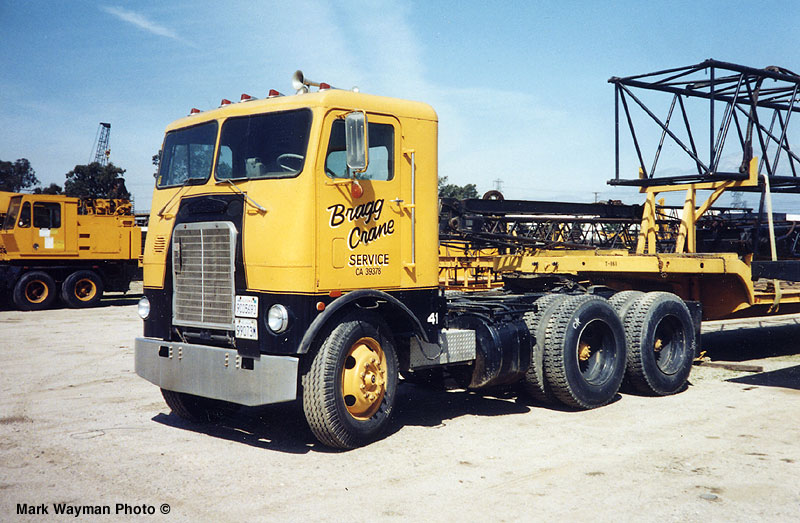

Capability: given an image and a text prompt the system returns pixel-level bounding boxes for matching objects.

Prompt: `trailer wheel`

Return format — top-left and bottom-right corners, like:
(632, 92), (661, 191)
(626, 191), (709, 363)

(61, 270), (104, 308)
(521, 294), (569, 404)
(608, 290), (645, 321)
(13, 271), (56, 310)
(302, 312), (399, 449)
(623, 292), (695, 396)
(161, 389), (234, 423)
(544, 295), (626, 409)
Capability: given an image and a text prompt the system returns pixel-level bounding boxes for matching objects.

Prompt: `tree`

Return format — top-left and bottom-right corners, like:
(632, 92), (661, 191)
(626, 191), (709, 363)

(32, 183), (63, 195)
(152, 150), (161, 178)
(64, 162), (131, 199)
(438, 176), (479, 199)
(0, 158), (39, 192)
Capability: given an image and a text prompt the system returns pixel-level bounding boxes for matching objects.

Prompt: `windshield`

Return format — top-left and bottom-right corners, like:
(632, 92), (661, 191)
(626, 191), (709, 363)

(157, 121), (218, 188)
(2, 197), (21, 230)
(216, 109), (312, 180)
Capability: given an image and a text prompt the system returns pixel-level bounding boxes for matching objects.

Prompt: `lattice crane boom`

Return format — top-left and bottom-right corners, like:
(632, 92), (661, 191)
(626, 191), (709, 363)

(91, 122), (111, 165)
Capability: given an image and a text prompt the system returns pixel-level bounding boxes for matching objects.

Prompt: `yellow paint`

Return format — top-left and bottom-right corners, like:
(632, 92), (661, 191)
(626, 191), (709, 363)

(144, 89), (439, 294)
(0, 194), (140, 262)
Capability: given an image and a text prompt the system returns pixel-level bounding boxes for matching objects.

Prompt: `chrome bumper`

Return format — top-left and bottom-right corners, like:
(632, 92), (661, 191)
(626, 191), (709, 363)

(135, 337), (298, 406)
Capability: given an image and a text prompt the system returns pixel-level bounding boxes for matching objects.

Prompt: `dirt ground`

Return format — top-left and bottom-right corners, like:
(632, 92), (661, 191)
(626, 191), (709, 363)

(1, 287), (799, 521)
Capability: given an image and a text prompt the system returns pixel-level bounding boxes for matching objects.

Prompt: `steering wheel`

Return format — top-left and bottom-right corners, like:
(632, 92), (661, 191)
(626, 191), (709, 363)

(277, 153), (304, 171)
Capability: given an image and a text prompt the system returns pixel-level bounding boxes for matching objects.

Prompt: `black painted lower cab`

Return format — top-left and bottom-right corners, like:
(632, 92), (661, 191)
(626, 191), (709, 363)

(142, 287), (441, 358)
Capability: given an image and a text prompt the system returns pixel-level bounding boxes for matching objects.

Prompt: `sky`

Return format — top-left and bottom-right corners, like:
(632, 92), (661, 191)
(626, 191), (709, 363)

(2, 0), (800, 213)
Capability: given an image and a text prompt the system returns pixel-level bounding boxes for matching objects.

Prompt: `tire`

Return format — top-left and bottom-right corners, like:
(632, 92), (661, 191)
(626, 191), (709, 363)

(61, 270), (104, 308)
(302, 312), (399, 449)
(521, 294), (569, 404)
(161, 389), (234, 423)
(543, 295), (627, 409)
(482, 190), (504, 201)
(13, 271), (56, 311)
(608, 290), (645, 322)
(623, 292), (695, 396)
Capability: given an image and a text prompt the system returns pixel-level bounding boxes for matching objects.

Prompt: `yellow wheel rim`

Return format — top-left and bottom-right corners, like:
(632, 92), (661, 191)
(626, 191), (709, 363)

(74, 278), (97, 301)
(25, 280), (48, 303)
(341, 337), (386, 420)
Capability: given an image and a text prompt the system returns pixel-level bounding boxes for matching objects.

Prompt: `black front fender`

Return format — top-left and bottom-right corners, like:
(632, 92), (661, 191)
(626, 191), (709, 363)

(297, 289), (433, 354)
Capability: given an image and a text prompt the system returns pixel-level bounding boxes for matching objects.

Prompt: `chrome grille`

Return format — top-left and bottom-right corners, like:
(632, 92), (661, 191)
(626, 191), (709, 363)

(172, 222), (236, 330)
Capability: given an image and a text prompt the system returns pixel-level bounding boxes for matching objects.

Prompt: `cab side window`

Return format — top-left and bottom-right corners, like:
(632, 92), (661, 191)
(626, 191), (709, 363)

(32, 202), (61, 229)
(18, 202), (31, 228)
(325, 119), (394, 181)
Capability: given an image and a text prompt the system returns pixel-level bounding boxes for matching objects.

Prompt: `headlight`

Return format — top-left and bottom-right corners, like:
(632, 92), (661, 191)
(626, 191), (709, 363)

(267, 304), (289, 333)
(137, 296), (151, 319)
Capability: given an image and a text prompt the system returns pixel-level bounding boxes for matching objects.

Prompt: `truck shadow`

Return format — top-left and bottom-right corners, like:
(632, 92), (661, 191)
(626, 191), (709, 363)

(0, 291), (142, 311)
(395, 382), (533, 429)
(726, 365), (800, 390)
(701, 321), (800, 361)
(150, 381), (546, 453)
(701, 320), (800, 390)
(98, 292), (143, 307)
(151, 401), (321, 454)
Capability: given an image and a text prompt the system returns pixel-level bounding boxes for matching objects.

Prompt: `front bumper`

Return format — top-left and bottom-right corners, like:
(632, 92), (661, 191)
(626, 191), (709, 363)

(135, 337), (298, 406)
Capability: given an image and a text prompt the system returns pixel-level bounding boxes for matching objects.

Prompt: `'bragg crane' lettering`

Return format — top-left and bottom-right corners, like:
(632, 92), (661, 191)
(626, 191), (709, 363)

(326, 198), (395, 249)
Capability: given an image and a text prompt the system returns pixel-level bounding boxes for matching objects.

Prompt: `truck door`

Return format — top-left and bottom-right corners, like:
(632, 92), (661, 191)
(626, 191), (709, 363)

(316, 111), (407, 291)
(30, 200), (65, 254)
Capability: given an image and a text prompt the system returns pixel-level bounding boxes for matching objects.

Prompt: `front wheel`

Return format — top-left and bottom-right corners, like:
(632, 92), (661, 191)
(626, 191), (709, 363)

(161, 389), (235, 423)
(302, 312), (399, 449)
(13, 271), (56, 310)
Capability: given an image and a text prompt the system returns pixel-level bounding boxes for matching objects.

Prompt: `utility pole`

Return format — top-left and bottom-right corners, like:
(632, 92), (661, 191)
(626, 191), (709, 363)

(493, 178), (503, 192)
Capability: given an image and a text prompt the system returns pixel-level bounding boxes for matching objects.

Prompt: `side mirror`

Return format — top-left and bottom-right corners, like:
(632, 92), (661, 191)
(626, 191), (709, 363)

(345, 111), (368, 174)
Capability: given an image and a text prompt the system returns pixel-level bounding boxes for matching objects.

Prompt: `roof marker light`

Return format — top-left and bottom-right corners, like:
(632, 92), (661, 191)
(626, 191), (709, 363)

(240, 93), (256, 102)
(268, 89), (282, 98)
(189, 108), (201, 115)
(220, 98), (232, 106)
(319, 82), (331, 90)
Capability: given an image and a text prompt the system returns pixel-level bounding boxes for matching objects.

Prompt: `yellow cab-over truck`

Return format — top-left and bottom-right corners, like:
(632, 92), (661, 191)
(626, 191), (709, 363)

(135, 62), (800, 449)
(1, 194), (142, 310)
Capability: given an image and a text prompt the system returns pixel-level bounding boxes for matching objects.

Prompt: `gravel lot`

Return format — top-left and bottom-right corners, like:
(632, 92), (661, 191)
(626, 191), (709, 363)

(1, 289), (799, 521)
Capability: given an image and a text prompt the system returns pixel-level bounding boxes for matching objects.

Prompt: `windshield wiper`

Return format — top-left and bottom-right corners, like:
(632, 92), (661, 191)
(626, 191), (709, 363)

(217, 179), (267, 212)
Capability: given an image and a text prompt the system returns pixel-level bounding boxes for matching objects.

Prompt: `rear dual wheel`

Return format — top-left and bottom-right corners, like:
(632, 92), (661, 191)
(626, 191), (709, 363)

(302, 312), (398, 449)
(61, 270), (103, 308)
(623, 292), (695, 396)
(543, 295), (627, 409)
(521, 294), (568, 404)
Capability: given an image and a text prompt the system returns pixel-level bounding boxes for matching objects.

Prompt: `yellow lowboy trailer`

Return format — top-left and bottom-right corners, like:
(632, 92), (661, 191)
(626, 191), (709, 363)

(488, 158), (800, 320)
(1, 194), (141, 309)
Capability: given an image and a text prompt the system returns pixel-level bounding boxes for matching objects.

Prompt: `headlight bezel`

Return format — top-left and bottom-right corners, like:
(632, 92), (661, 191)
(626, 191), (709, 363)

(137, 296), (151, 320)
(266, 303), (290, 333)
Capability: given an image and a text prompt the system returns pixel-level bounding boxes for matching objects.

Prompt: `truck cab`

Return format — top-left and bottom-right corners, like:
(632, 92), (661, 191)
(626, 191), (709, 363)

(136, 85), (453, 445)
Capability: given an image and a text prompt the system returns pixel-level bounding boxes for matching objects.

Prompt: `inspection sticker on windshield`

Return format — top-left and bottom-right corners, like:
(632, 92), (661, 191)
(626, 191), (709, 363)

(235, 295), (258, 318)
(235, 318), (258, 340)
